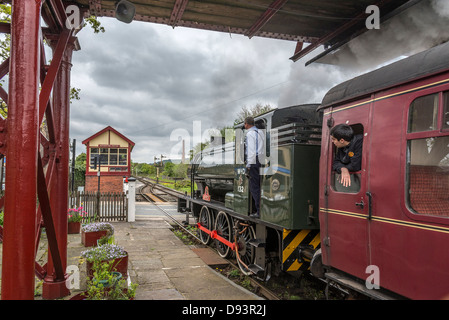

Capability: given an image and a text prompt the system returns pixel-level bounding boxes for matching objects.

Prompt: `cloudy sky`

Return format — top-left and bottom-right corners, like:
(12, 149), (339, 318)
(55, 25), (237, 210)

(68, 0), (449, 164)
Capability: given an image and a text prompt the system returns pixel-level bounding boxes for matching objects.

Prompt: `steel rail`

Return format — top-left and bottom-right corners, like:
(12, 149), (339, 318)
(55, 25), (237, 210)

(151, 195), (279, 300)
(135, 176), (348, 300)
(136, 176), (186, 198)
(136, 180), (281, 300)
(136, 183), (203, 243)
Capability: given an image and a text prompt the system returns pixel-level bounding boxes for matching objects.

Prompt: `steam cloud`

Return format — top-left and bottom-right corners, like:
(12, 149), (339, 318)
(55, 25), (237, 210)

(278, 0), (449, 107)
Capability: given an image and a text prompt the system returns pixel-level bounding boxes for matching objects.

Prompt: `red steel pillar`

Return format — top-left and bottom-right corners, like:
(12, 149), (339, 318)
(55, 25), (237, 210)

(42, 38), (75, 300)
(1, 1), (41, 299)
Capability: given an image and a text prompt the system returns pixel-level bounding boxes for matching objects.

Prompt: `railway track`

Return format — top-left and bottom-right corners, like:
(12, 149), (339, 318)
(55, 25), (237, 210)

(135, 176), (285, 300)
(134, 176), (349, 300)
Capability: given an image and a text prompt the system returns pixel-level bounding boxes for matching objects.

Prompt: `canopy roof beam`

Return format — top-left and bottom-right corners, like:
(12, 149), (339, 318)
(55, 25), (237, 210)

(245, 0), (288, 39)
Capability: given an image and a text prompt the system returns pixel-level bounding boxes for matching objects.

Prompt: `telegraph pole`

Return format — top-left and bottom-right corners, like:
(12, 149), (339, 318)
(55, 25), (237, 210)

(154, 154), (166, 184)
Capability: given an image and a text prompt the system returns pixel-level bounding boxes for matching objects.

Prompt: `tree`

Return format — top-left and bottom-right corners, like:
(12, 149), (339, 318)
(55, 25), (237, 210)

(73, 152), (87, 191)
(162, 162), (175, 177)
(173, 163), (188, 179)
(189, 103), (275, 161)
(234, 103), (274, 125)
(189, 141), (209, 161)
(0, 4), (104, 109)
(139, 163), (154, 175)
(84, 16), (106, 34)
(0, 4), (11, 118)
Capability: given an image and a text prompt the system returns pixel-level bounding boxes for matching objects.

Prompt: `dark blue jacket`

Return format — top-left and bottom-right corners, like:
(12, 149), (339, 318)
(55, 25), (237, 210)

(333, 134), (363, 173)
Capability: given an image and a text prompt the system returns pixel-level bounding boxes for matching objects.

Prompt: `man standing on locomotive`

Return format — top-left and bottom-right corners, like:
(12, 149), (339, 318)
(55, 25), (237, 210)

(330, 124), (363, 188)
(244, 117), (264, 218)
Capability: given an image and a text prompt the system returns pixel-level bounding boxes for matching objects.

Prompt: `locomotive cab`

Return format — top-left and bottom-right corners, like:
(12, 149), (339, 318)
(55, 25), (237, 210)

(222, 105), (323, 230)
(230, 117), (269, 217)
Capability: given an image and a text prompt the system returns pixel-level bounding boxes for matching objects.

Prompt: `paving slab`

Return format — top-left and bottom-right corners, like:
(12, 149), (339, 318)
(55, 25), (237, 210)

(60, 212), (262, 300)
(192, 247), (230, 269)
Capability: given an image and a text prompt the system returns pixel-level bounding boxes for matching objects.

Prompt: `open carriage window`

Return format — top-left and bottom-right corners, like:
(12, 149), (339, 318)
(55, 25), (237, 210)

(331, 123), (364, 193)
(407, 92), (449, 217)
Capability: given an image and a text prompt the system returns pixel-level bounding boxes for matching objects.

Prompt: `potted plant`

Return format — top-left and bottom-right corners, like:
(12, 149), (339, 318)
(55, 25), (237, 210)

(70, 259), (137, 300)
(97, 233), (115, 246)
(67, 205), (87, 234)
(81, 243), (129, 279)
(91, 260), (123, 288)
(81, 222), (114, 247)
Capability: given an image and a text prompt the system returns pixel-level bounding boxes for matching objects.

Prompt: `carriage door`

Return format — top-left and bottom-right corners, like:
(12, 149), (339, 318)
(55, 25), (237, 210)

(321, 105), (371, 281)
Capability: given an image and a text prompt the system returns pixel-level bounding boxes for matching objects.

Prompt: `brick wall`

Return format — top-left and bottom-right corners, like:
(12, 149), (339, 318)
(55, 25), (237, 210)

(85, 175), (124, 193)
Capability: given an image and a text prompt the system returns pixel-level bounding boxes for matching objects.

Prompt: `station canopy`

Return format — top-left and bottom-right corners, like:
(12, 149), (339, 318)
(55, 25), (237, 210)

(72, 0), (417, 64)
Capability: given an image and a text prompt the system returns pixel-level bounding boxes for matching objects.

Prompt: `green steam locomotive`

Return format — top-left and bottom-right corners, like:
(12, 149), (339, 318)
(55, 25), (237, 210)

(179, 104), (323, 278)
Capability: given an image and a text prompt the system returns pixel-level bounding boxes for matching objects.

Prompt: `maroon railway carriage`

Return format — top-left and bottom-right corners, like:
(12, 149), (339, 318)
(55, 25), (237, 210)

(318, 42), (449, 299)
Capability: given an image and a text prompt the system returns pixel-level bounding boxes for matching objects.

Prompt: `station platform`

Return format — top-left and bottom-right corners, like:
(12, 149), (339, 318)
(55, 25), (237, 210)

(50, 202), (263, 301)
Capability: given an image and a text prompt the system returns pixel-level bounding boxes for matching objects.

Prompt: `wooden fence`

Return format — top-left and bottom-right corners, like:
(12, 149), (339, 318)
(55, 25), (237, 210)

(69, 191), (128, 222)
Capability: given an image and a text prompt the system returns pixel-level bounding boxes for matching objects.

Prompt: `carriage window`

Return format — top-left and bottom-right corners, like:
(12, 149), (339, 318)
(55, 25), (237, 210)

(407, 93), (449, 217)
(408, 94), (438, 133)
(407, 137), (449, 217)
(331, 123), (363, 193)
(443, 91), (449, 129)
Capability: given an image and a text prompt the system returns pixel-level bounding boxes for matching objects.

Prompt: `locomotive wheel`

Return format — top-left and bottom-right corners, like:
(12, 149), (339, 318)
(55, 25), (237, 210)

(198, 206), (212, 245)
(235, 223), (256, 276)
(214, 211), (232, 258)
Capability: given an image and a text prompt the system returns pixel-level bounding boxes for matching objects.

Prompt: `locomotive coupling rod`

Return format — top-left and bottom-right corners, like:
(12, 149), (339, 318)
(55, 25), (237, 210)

(197, 223), (236, 251)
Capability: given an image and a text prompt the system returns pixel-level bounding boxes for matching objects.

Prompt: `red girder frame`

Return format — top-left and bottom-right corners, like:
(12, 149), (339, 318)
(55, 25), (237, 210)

(0, 1), (79, 300)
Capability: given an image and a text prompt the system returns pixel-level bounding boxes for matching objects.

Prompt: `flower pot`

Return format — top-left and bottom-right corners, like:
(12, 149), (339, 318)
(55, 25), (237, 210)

(95, 271), (122, 288)
(68, 221), (81, 234)
(81, 229), (108, 247)
(97, 235), (115, 246)
(69, 292), (88, 300)
(69, 288), (135, 300)
(86, 254), (129, 279)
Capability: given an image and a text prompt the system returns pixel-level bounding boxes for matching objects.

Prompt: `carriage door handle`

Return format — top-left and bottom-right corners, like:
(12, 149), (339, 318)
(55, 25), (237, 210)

(355, 200), (364, 209)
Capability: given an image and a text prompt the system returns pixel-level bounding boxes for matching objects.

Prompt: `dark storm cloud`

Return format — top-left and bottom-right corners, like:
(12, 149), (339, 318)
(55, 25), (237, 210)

(69, 18), (296, 162)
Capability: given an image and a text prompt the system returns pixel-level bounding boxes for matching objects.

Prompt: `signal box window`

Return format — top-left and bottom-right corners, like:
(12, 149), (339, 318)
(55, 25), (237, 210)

(407, 93), (449, 217)
(90, 147), (128, 167)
